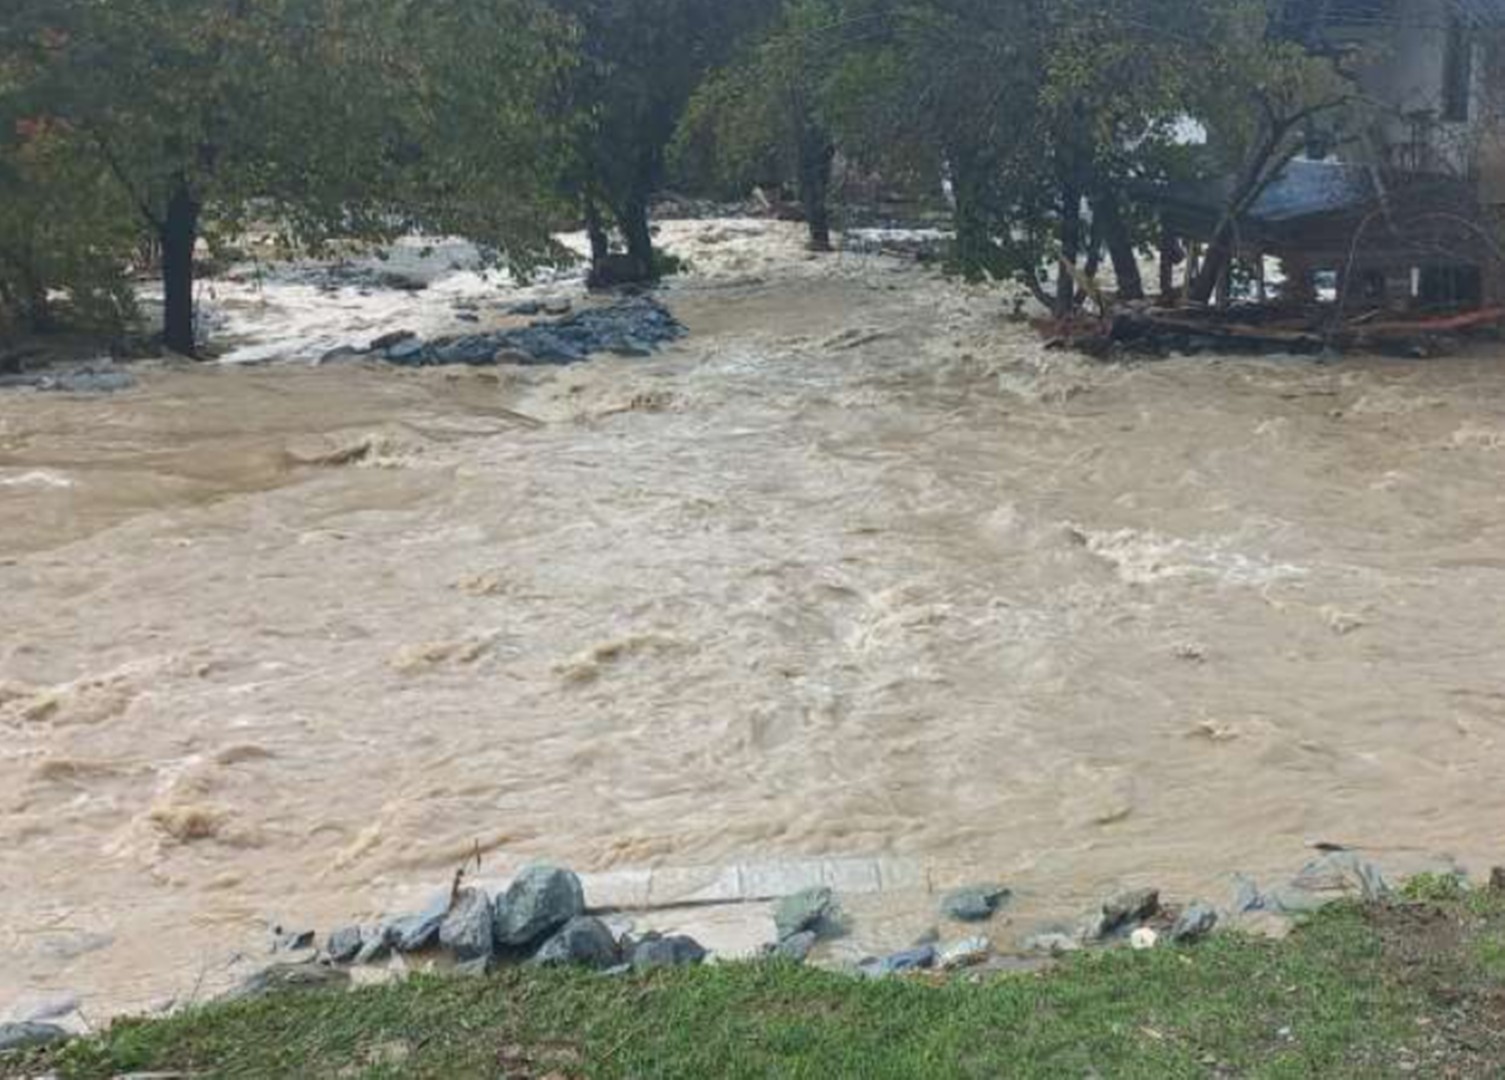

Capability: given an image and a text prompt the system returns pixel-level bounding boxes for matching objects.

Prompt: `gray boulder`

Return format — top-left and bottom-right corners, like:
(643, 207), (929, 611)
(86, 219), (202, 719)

(385, 338), (425, 364)
(630, 934), (707, 971)
(325, 925), (364, 964)
(1170, 903), (1219, 944)
(773, 931), (818, 963)
(494, 865), (586, 947)
(773, 887), (839, 942)
(0, 1021), (69, 1054)
(1101, 888), (1161, 935)
(390, 898), (448, 953)
(534, 916), (621, 969)
(439, 888), (495, 961)
(940, 885), (1011, 923)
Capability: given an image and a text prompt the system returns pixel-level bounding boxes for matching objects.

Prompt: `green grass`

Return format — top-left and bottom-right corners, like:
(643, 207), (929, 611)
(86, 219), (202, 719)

(11, 898), (1505, 1079)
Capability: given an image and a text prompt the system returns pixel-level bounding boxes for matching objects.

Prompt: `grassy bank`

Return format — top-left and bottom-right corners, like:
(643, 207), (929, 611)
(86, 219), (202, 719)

(10, 885), (1505, 1079)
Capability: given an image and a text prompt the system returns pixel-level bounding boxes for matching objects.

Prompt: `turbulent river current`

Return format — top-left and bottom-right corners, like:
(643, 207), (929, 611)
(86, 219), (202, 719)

(4, 219), (1505, 1019)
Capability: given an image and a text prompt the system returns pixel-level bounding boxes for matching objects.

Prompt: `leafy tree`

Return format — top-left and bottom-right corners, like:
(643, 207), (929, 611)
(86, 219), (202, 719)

(547, 0), (779, 284)
(0, 119), (138, 336)
(1181, 0), (1357, 304)
(675, 0), (841, 251)
(3, 0), (570, 355)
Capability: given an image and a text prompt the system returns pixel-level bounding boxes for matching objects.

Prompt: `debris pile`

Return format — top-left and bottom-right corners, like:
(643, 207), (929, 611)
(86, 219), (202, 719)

(1040, 304), (1505, 360)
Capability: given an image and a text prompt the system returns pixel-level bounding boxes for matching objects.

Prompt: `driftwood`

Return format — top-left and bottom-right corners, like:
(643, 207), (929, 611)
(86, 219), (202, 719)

(1041, 302), (1505, 358)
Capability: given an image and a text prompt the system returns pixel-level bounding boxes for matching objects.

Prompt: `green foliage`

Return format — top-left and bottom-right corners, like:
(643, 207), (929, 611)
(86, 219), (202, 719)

(0, 0), (573, 346)
(673, 0), (834, 195)
(28, 900), (1505, 1080)
(0, 120), (138, 336)
(1400, 871), (1470, 903)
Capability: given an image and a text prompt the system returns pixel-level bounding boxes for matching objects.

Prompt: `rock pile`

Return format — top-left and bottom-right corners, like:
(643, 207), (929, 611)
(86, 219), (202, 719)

(234, 864), (713, 1000)
(369, 296), (686, 368)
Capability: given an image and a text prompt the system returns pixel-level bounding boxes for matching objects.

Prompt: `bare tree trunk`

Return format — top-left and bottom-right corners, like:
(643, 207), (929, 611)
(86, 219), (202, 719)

(1158, 226), (1180, 301)
(1093, 189), (1145, 301)
(1056, 175), (1083, 318)
(798, 129), (835, 253)
(619, 193), (654, 282)
(584, 198), (611, 269)
(160, 180), (200, 356)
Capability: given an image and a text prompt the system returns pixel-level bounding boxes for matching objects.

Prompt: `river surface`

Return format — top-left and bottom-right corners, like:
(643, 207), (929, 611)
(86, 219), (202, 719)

(4, 219), (1505, 1020)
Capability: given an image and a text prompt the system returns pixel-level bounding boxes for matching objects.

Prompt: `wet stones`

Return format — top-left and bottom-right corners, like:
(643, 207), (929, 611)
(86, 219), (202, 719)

(325, 925), (364, 964)
(773, 887), (841, 943)
(1170, 902), (1219, 944)
(494, 864), (585, 948)
(1022, 932), (1081, 957)
(631, 934), (707, 971)
(439, 888), (494, 962)
(858, 945), (936, 978)
(375, 297), (686, 369)
(937, 936), (992, 971)
(1102, 888), (1161, 933)
(389, 894), (451, 954)
(940, 884), (1011, 923)
(534, 916), (621, 970)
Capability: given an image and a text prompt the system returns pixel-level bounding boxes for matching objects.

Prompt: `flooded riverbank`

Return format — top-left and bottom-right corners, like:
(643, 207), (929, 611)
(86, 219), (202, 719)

(4, 219), (1505, 1020)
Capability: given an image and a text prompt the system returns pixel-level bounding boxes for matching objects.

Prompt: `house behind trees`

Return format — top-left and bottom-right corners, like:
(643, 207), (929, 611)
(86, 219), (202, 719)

(1155, 0), (1505, 310)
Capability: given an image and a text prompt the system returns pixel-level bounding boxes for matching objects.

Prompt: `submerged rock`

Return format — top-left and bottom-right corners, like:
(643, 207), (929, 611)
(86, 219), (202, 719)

(534, 916), (621, 969)
(370, 329), (417, 351)
(0, 366), (136, 394)
(439, 888), (495, 961)
(630, 934), (707, 971)
(940, 884), (1011, 923)
(773, 887), (840, 942)
(384, 338), (424, 363)
(494, 865), (585, 948)
(858, 945), (936, 978)
(0, 1021), (69, 1054)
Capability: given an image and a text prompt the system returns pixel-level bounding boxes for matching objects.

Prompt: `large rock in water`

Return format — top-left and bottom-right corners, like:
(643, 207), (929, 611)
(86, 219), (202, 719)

(533, 916), (621, 969)
(440, 888), (495, 961)
(940, 884), (1011, 923)
(494, 865), (585, 948)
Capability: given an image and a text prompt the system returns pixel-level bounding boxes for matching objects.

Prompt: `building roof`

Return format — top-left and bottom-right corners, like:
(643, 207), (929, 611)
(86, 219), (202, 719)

(1141, 160), (1376, 229)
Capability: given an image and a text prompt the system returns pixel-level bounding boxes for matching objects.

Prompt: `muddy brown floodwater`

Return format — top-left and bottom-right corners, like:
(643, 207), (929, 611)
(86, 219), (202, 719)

(4, 220), (1505, 1020)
